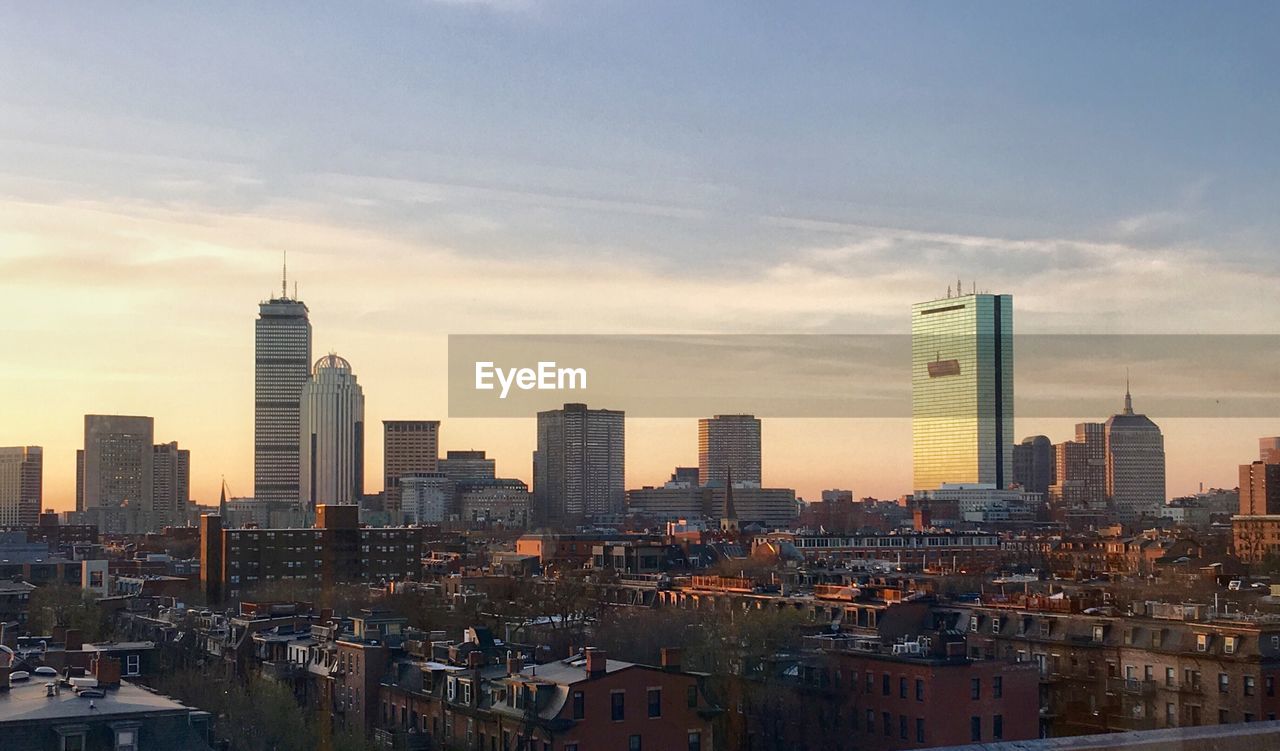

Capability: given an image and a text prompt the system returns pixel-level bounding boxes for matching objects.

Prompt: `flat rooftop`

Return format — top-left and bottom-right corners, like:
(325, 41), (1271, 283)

(0, 678), (193, 724)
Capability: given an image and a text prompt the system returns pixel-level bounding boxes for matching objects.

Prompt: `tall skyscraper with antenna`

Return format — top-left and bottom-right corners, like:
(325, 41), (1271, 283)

(254, 256), (312, 509)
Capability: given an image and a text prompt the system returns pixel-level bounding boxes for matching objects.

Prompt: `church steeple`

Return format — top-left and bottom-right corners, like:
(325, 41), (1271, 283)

(721, 468), (739, 536)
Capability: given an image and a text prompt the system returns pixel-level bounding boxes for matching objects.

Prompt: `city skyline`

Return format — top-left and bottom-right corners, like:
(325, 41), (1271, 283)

(3, 3), (1278, 510)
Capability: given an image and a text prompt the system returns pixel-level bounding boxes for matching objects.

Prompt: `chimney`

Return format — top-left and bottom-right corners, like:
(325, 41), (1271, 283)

(64, 629), (83, 652)
(660, 647), (682, 672)
(92, 655), (121, 687)
(52, 626), (66, 644)
(584, 647), (607, 678)
(468, 650), (485, 670)
(0, 665), (10, 691)
(506, 651), (523, 675)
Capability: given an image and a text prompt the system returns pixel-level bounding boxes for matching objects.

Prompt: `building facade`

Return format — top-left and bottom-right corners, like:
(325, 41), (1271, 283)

(533, 403), (625, 525)
(0, 446), (41, 526)
(400, 472), (454, 525)
(1105, 387), (1166, 523)
(151, 441), (190, 529)
(300, 353), (365, 509)
(439, 449), (498, 483)
(77, 414), (154, 522)
(698, 414), (762, 487)
(254, 289), (312, 507)
(1013, 435), (1054, 496)
(382, 420), (439, 521)
(1240, 462), (1280, 516)
(1049, 423), (1107, 513)
(911, 292), (1014, 492)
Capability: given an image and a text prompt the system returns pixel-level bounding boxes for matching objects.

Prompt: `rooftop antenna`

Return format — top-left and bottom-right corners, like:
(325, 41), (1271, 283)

(957, 277), (963, 296)
(1124, 368), (1134, 415)
(282, 251), (288, 299)
(946, 284), (952, 298)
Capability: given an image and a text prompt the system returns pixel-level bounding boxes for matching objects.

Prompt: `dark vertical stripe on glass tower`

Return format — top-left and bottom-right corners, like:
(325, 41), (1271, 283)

(993, 295), (1005, 487)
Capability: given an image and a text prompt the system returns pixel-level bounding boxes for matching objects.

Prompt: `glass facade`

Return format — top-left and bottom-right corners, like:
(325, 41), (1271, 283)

(912, 293), (1013, 492)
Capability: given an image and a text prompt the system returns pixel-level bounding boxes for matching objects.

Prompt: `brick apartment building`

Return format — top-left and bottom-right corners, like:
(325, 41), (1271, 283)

(200, 505), (432, 601)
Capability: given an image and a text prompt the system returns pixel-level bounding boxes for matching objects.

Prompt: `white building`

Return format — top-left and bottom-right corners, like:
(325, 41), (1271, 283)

(401, 472), (454, 524)
(916, 482), (1039, 523)
(300, 353), (365, 509)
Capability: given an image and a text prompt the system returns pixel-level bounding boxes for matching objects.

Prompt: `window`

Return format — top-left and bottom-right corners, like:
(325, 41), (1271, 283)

(573, 691), (585, 719)
(687, 685), (697, 708)
(970, 616), (980, 632)
(993, 715), (1003, 740)
(970, 677), (981, 700)
(629, 735), (641, 751)
(899, 677), (907, 698)
(1166, 667), (1176, 687)
(648, 688), (662, 718)
(882, 712), (892, 736)
(1197, 634), (1208, 652)
(970, 716), (982, 742)
(865, 709), (874, 733)
(687, 732), (702, 751)
(1093, 625), (1105, 642)
(993, 676), (1002, 698)
(899, 714), (908, 740)
(916, 717), (925, 743)
(126, 654), (140, 676)
(611, 691), (625, 721)
(1166, 703), (1176, 725)
(1246, 713), (1255, 723)
(1226, 636), (1238, 655)
(865, 672), (874, 693)
(565, 744), (578, 751)
(915, 678), (924, 701)
(56, 728), (87, 751)
(1219, 709), (1230, 724)
(1268, 675), (1276, 697)
(1219, 673), (1229, 694)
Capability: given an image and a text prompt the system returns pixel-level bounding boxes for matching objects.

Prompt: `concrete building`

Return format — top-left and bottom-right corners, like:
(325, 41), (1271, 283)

(915, 483), (1039, 524)
(0, 446), (41, 526)
(911, 291), (1014, 492)
(532, 403), (625, 525)
(382, 420), (439, 521)
(1049, 423), (1107, 512)
(76, 415), (154, 533)
(699, 414), (762, 487)
(457, 479), (530, 528)
(1261, 437), (1280, 464)
(438, 450), (497, 483)
(254, 277), (312, 507)
(300, 353), (365, 510)
(399, 471), (454, 525)
(1013, 435), (1054, 496)
(151, 441), (190, 529)
(1240, 461), (1280, 515)
(627, 485), (703, 523)
(1105, 386), (1166, 523)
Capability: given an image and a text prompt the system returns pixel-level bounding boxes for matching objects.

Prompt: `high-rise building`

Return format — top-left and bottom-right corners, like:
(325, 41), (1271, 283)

(532, 403), (624, 525)
(1105, 385), (1166, 523)
(382, 421), (439, 520)
(1012, 435), (1054, 496)
(254, 274), (312, 507)
(79, 415), (154, 512)
(438, 450), (497, 483)
(1239, 461), (1280, 516)
(300, 353), (365, 509)
(1048, 423), (1107, 512)
(911, 291), (1014, 492)
(0, 447), (42, 526)
(698, 414), (762, 487)
(1261, 437), (1280, 464)
(152, 441), (190, 528)
(669, 466), (700, 487)
(399, 471), (454, 525)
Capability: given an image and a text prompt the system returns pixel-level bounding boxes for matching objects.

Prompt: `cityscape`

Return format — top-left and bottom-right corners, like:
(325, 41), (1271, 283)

(2, 4), (1279, 751)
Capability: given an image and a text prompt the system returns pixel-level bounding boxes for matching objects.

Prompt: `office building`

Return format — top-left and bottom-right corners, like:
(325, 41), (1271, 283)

(670, 466), (700, 487)
(77, 415), (154, 533)
(911, 291), (1014, 492)
(300, 353), (365, 509)
(1239, 462), (1280, 516)
(1012, 435), (1054, 496)
(0, 446), (41, 526)
(457, 478), (530, 528)
(706, 485), (798, 528)
(399, 472), (454, 525)
(254, 276), (312, 506)
(1261, 437), (1280, 464)
(382, 420), (439, 520)
(698, 414), (762, 487)
(1048, 423), (1107, 512)
(438, 449), (497, 483)
(1105, 385), (1166, 523)
(532, 403), (625, 524)
(151, 441), (190, 529)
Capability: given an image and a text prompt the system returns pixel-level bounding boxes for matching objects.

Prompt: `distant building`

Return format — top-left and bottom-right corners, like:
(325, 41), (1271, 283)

(627, 485), (702, 523)
(300, 353), (365, 510)
(457, 478), (530, 528)
(254, 278), (311, 507)
(400, 472), (454, 525)
(0, 446), (41, 526)
(76, 415), (156, 533)
(1105, 385), (1166, 523)
(151, 441), (190, 529)
(699, 414), (762, 487)
(1012, 435), (1053, 496)
(1239, 462), (1280, 515)
(382, 420), (439, 520)
(821, 489), (854, 503)
(670, 466), (700, 487)
(532, 403), (624, 525)
(438, 449), (497, 483)
(705, 485), (797, 528)
(912, 291), (1014, 492)
(916, 483), (1039, 524)
(1049, 423), (1107, 512)
(1261, 437), (1280, 464)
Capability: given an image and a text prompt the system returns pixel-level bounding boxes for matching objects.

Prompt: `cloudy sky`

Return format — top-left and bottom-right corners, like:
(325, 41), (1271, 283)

(2, 2), (1278, 509)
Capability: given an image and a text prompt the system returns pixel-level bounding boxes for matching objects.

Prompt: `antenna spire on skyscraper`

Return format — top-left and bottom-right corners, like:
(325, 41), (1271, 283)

(282, 251), (288, 299)
(1124, 369), (1134, 415)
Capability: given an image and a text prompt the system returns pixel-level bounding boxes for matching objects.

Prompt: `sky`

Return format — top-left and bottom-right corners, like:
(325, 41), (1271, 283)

(1, 2), (1278, 510)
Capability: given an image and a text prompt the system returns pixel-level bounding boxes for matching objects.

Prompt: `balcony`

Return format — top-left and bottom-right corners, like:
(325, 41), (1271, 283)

(1107, 677), (1157, 696)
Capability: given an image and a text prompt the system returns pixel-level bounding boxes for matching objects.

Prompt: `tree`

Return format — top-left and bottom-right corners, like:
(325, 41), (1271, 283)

(26, 584), (109, 640)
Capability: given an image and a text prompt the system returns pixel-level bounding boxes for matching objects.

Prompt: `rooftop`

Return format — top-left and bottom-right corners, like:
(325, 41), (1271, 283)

(0, 678), (196, 724)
